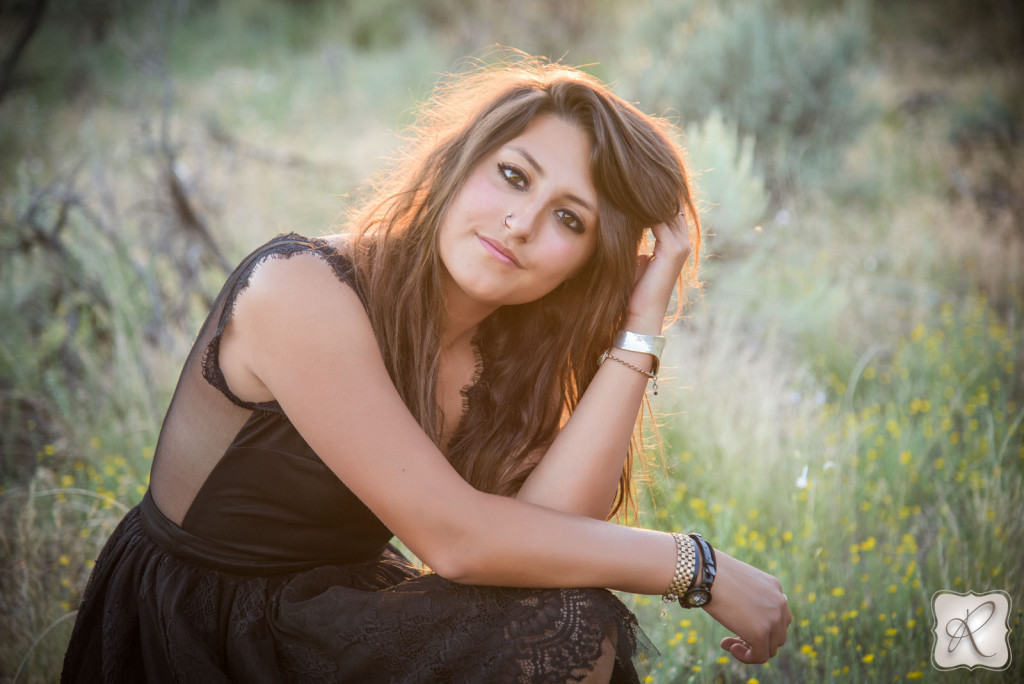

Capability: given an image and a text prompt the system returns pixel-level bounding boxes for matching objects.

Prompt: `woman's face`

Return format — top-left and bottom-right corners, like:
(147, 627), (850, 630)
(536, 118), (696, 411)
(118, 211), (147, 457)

(438, 114), (599, 316)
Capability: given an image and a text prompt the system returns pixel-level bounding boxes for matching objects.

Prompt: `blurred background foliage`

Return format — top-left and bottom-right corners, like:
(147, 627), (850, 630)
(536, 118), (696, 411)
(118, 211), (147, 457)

(1, 0), (1022, 681)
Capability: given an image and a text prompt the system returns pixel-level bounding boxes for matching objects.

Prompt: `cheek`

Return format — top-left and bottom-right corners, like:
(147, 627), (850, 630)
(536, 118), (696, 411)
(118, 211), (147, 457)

(439, 176), (494, 246)
(458, 173), (504, 217)
(543, 234), (596, 280)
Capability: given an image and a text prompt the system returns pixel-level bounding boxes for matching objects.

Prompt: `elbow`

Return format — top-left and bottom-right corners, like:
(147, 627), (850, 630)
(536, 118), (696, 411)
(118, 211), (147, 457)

(420, 532), (491, 585)
(426, 551), (475, 584)
(414, 499), (495, 585)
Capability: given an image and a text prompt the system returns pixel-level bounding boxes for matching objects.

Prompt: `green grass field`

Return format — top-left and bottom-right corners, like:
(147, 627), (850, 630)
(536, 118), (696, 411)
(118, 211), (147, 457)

(2, 1), (1021, 681)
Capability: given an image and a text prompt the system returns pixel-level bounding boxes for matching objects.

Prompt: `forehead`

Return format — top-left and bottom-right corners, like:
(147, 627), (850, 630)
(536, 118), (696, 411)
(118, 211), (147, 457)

(508, 113), (589, 149)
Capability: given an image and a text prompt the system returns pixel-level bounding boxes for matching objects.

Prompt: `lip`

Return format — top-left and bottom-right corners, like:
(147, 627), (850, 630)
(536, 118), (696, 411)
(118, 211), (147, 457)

(477, 235), (523, 268)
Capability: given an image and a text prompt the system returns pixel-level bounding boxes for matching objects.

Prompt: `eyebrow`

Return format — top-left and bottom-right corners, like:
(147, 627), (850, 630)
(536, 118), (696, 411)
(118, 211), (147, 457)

(512, 146), (596, 214)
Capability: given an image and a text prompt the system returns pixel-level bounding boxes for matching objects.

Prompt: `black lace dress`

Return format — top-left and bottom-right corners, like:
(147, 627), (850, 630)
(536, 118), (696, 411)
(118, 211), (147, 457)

(61, 234), (655, 683)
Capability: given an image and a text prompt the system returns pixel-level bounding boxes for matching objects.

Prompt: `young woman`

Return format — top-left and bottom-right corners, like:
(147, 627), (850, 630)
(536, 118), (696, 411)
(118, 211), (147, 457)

(62, 58), (790, 683)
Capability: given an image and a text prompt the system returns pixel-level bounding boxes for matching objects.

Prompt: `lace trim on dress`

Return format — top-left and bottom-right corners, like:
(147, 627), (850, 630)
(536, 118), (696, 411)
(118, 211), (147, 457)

(458, 329), (485, 419)
(200, 233), (360, 414)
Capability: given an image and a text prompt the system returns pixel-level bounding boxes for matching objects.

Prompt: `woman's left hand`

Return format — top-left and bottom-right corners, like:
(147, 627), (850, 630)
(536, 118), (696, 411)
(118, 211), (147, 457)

(624, 213), (691, 335)
(703, 550), (792, 664)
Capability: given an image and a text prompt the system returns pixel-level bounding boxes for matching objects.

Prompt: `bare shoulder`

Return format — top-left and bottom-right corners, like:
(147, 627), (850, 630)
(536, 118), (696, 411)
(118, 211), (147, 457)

(218, 246), (373, 403)
(241, 245), (358, 308)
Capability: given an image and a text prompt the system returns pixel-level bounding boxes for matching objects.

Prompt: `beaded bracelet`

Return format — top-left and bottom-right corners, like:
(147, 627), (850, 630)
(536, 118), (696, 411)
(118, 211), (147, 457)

(661, 533), (698, 603)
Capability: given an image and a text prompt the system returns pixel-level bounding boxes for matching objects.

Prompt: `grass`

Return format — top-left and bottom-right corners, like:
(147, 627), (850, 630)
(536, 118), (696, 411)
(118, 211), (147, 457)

(1, 0), (1021, 681)
(629, 294), (1023, 682)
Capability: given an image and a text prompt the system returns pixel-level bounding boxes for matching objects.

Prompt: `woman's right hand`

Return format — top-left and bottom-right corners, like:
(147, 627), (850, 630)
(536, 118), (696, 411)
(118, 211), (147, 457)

(703, 550), (792, 664)
(622, 213), (691, 335)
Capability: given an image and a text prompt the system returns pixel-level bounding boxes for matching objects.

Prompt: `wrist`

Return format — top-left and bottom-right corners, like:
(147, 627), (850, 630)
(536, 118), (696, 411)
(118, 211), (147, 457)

(609, 330), (665, 377)
(661, 533), (697, 604)
(679, 533), (717, 609)
(622, 316), (664, 336)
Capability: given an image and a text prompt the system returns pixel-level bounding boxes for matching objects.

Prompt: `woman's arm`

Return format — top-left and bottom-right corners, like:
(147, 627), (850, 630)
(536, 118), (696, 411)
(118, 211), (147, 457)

(221, 250), (789, 663)
(219, 251), (672, 590)
(515, 215), (691, 519)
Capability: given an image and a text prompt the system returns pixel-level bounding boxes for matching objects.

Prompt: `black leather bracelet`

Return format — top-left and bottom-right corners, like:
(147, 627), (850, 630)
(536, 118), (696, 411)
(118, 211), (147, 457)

(679, 533), (716, 608)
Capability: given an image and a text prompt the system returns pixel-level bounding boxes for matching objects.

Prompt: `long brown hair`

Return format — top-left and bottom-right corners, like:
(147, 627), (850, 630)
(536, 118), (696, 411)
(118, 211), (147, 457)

(348, 56), (700, 517)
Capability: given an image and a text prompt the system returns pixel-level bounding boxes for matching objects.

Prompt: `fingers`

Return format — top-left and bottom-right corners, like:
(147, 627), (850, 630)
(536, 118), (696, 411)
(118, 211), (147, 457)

(777, 596), (793, 647)
(718, 591), (792, 665)
(721, 637), (766, 664)
(649, 215), (691, 264)
(769, 589), (792, 655)
(668, 210), (689, 237)
(651, 213), (690, 241)
(720, 637), (747, 657)
(725, 630), (787, 664)
(760, 594), (791, 662)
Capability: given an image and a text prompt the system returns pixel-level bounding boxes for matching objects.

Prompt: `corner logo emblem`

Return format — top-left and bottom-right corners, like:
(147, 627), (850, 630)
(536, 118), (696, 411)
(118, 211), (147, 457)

(931, 590), (1012, 671)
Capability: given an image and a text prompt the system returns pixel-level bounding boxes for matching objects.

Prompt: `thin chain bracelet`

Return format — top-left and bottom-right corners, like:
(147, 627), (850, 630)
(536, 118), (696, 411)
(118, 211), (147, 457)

(603, 353), (659, 395)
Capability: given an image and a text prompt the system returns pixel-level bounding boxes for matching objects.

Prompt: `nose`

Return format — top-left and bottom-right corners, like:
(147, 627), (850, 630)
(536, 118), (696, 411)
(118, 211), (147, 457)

(503, 203), (541, 241)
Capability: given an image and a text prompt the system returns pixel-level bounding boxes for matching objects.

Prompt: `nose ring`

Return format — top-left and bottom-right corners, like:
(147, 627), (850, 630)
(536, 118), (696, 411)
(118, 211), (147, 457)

(503, 213), (513, 230)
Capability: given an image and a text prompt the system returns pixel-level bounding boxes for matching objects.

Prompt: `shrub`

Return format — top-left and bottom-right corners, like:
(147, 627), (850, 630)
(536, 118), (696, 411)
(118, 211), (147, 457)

(619, 0), (869, 189)
(684, 110), (769, 259)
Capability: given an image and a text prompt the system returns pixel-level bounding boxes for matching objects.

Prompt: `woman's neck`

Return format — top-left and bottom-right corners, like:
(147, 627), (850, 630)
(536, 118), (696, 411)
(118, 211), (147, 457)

(441, 274), (498, 352)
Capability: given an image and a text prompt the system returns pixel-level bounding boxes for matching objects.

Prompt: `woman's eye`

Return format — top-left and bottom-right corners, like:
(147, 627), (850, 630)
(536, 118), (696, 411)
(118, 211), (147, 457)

(498, 163), (528, 191)
(555, 209), (585, 234)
